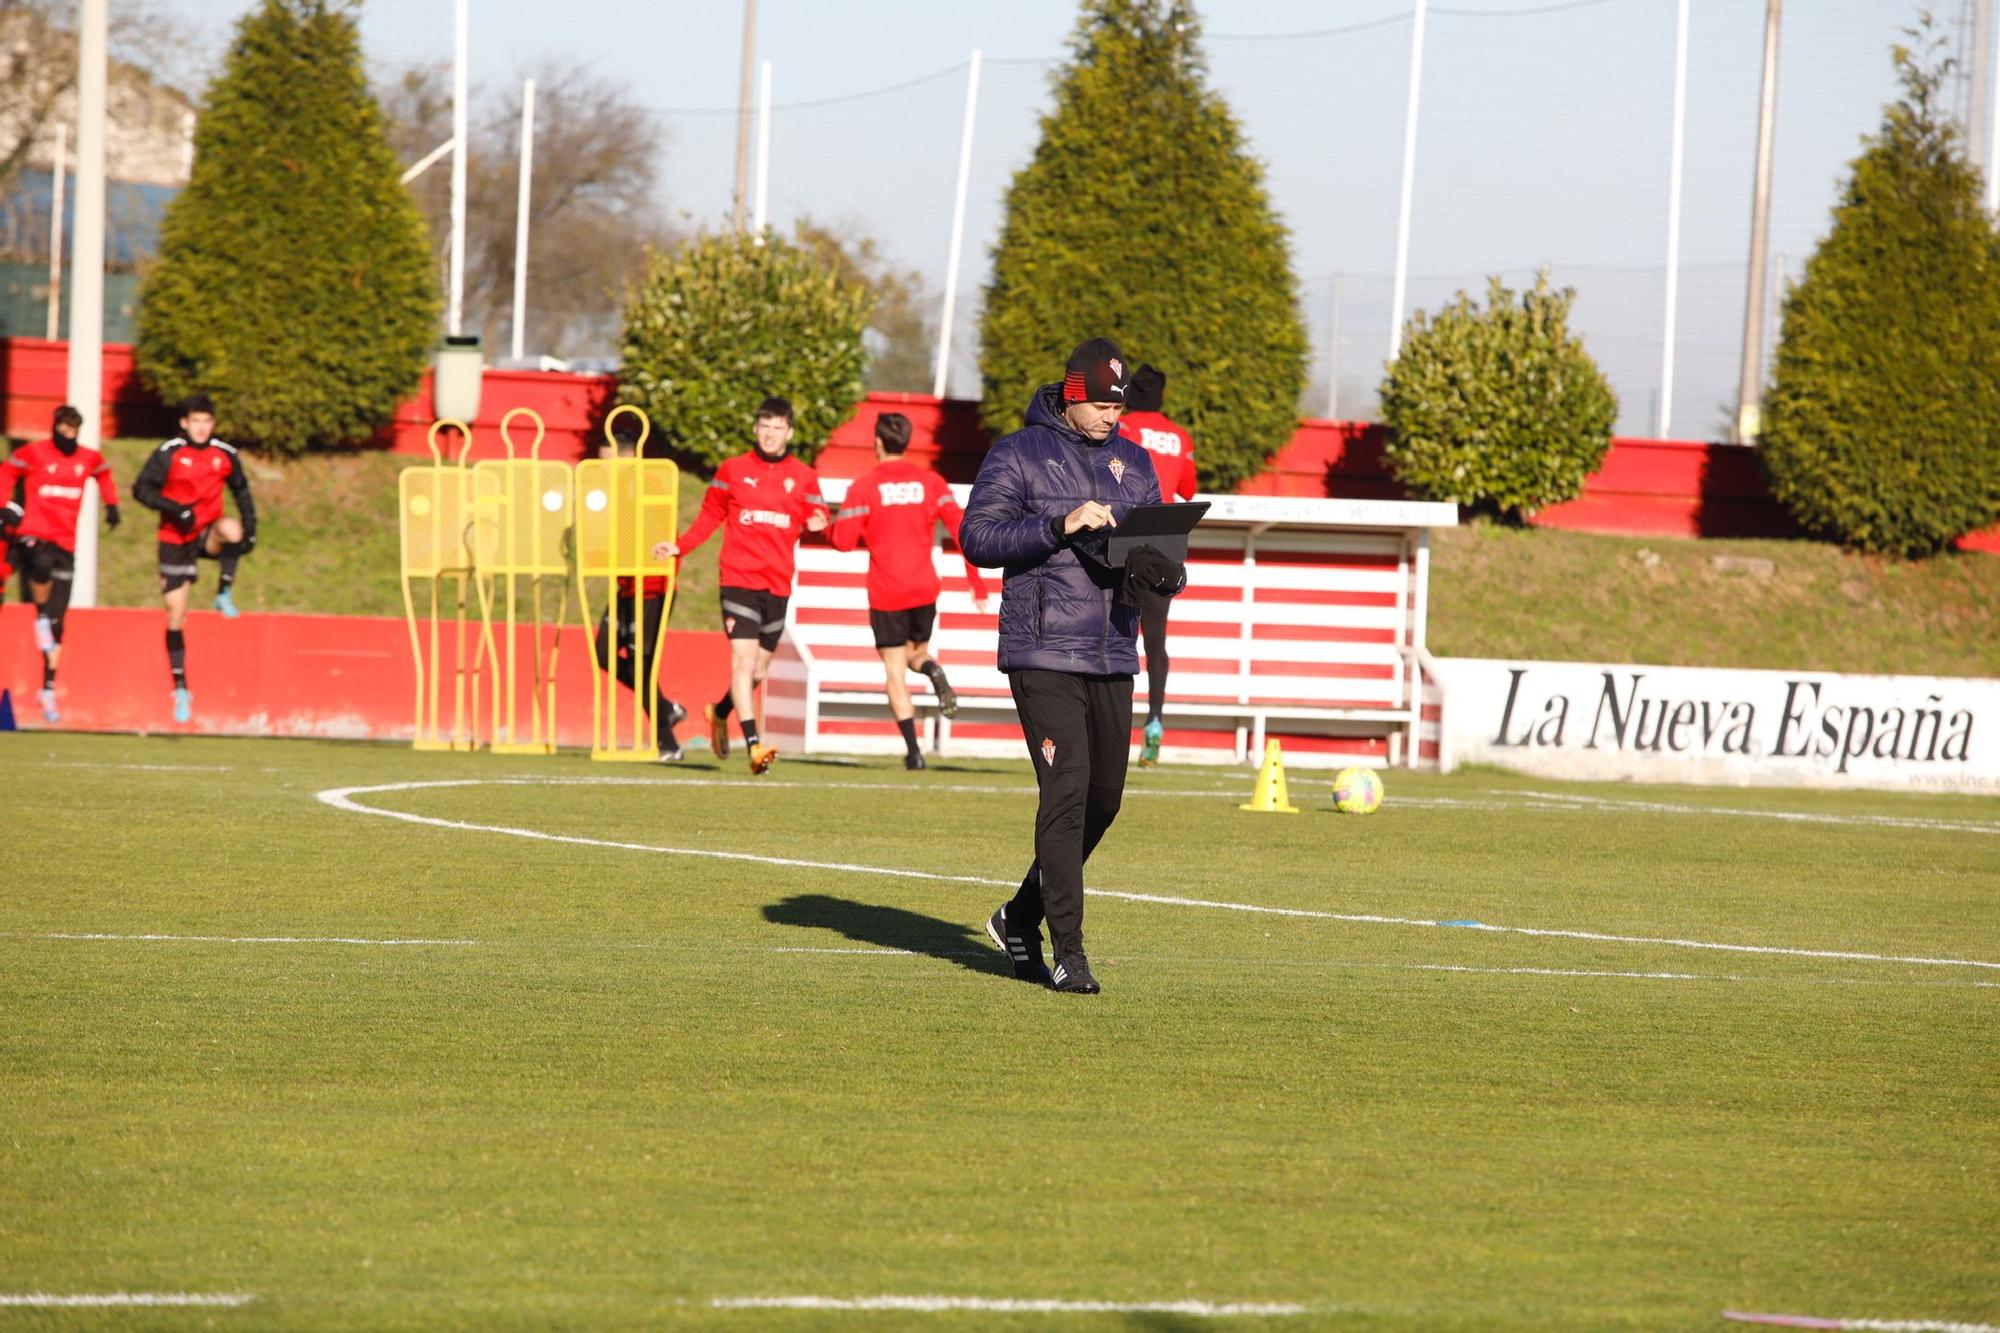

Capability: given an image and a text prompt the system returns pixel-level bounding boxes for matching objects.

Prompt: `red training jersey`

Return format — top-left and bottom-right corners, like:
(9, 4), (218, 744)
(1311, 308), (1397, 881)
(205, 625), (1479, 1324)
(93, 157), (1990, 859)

(1118, 411), (1197, 501)
(828, 459), (993, 612)
(2, 438), (119, 551)
(132, 438), (255, 542)
(674, 449), (827, 597)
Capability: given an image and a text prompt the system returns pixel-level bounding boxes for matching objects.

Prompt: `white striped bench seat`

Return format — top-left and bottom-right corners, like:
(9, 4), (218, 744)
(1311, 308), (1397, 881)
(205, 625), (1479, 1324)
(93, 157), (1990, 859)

(764, 485), (1456, 770)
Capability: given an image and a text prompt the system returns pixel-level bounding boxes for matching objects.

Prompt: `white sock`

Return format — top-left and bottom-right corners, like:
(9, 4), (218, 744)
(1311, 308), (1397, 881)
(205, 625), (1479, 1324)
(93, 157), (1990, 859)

(33, 616), (54, 653)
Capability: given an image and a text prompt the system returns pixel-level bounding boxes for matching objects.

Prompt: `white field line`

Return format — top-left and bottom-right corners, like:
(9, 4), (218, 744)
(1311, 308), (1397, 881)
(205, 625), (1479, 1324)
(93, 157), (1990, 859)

(0, 1292), (255, 1308)
(1724, 1313), (2000, 1333)
(710, 1295), (1313, 1316)
(40, 932), (478, 947)
(315, 779), (2000, 974)
(41, 761), (237, 772)
(24, 933), (1996, 989)
(761, 948), (1999, 990)
(1507, 789), (2000, 836)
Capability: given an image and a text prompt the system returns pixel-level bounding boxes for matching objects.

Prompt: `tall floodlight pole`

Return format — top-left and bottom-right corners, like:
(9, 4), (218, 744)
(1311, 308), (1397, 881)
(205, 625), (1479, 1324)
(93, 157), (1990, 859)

(933, 50), (983, 400)
(1387, 0), (1428, 362)
(46, 121), (66, 342)
(1971, 0), (1994, 190)
(449, 0), (469, 336)
(731, 0), (758, 232)
(1734, 0), (1782, 443)
(1325, 272), (1343, 420)
(1658, 0), (1691, 438)
(67, 0), (108, 609)
(510, 78), (535, 363)
(752, 60), (772, 235)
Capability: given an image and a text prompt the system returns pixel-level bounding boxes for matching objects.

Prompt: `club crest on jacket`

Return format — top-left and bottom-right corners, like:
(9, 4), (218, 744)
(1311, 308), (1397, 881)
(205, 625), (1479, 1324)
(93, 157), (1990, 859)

(1108, 457), (1126, 485)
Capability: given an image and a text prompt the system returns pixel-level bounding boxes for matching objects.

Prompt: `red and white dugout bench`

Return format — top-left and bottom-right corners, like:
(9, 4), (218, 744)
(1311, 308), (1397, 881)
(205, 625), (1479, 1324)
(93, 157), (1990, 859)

(766, 486), (1457, 770)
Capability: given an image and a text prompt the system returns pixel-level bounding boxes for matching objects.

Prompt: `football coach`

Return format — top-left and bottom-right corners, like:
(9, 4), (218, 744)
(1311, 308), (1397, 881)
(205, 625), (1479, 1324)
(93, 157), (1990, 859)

(960, 338), (1187, 995)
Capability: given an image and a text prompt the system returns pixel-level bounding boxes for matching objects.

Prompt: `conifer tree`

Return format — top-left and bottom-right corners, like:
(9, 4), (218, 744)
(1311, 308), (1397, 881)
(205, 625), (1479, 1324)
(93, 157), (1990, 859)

(138, 0), (437, 454)
(979, 0), (1307, 490)
(1761, 29), (2000, 555)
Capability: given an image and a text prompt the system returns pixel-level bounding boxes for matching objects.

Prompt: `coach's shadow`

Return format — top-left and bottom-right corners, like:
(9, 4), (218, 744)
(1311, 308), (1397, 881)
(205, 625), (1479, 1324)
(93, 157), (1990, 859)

(762, 894), (1011, 979)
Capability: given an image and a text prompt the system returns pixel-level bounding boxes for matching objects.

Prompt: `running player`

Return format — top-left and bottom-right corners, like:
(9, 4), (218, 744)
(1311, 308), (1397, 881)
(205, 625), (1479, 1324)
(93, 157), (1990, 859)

(592, 415), (685, 760)
(1116, 364), (1197, 765)
(827, 411), (992, 770)
(131, 394), (256, 723)
(0, 405), (122, 722)
(652, 396), (827, 774)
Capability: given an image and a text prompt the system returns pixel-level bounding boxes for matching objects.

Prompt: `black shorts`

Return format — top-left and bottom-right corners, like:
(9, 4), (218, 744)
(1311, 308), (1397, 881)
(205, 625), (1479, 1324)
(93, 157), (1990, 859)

(869, 603), (937, 650)
(15, 537), (75, 587)
(157, 537), (203, 592)
(720, 585), (789, 651)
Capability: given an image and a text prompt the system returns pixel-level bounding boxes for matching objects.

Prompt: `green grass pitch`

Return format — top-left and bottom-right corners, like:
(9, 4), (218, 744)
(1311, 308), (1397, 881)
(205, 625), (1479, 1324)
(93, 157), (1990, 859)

(3, 733), (1996, 1329)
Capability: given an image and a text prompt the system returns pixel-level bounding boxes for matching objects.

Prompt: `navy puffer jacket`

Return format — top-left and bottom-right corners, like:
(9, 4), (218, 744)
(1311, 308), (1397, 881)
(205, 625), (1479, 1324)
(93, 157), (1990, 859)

(960, 384), (1182, 675)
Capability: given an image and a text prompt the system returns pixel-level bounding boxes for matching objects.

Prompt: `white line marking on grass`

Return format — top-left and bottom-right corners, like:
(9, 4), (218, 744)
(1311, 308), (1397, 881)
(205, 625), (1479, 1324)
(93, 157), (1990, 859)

(1508, 789), (2000, 836)
(0, 1293), (255, 1308)
(40, 761), (237, 773)
(40, 932), (478, 947)
(1724, 1312), (2000, 1332)
(710, 1295), (1313, 1316)
(315, 779), (2000, 974)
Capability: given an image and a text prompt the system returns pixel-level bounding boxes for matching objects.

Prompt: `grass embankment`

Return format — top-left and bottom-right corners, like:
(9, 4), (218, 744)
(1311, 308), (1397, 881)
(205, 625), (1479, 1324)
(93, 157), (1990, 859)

(1429, 521), (2000, 677)
(70, 440), (2000, 675)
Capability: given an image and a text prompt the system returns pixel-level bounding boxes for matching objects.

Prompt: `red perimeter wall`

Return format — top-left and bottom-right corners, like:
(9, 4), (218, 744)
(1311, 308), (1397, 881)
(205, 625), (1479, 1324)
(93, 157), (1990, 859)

(0, 604), (728, 745)
(5, 338), (1995, 553)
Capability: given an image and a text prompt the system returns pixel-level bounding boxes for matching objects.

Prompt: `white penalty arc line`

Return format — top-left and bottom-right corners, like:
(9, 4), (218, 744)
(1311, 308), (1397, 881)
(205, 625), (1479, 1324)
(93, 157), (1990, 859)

(1724, 1313), (2000, 1332)
(315, 779), (2000, 974)
(1508, 789), (2000, 837)
(710, 1295), (1314, 1317)
(0, 1293), (255, 1308)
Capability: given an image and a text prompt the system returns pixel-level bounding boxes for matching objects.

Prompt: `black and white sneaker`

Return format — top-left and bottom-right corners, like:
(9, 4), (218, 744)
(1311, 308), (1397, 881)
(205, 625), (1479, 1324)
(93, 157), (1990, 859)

(1049, 951), (1100, 995)
(904, 751), (927, 771)
(657, 744), (685, 763)
(985, 904), (1052, 985)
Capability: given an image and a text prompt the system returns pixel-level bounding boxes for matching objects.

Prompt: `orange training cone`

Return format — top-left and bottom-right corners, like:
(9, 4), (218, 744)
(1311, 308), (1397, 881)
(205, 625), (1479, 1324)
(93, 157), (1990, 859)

(1238, 739), (1300, 813)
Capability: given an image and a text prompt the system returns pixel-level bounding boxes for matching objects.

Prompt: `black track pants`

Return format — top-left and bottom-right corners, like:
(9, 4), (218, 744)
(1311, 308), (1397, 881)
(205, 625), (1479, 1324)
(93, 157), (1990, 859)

(1138, 585), (1170, 721)
(592, 592), (676, 744)
(1005, 669), (1134, 956)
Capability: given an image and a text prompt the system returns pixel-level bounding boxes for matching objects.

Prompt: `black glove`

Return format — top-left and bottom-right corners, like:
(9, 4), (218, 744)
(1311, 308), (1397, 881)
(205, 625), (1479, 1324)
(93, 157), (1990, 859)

(0, 504), (19, 537)
(104, 503), (121, 530)
(240, 526), (257, 554)
(168, 505), (196, 533)
(1125, 543), (1185, 597)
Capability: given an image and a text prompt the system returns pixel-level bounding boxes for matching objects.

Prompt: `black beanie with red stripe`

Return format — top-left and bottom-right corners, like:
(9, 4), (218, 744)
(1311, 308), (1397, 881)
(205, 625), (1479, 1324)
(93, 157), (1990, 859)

(1061, 337), (1130, 404)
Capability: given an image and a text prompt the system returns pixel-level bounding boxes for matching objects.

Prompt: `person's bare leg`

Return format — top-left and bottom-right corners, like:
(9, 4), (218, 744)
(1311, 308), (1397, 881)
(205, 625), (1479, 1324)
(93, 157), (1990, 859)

(728, 638), (761, 740)
(881, 644), (914, 720)
(750, 644), (777, 740)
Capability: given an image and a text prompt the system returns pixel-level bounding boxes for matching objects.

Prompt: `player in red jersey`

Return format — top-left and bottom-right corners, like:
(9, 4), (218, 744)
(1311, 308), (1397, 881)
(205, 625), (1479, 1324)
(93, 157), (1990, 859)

(828, 412), (992, 770)
(1117, 365), (1197, 765)
(652, 396), (828, 774)
(131, 394), (257, 724)
(1, 405), (122, 722)
(592, 416), (685, 760)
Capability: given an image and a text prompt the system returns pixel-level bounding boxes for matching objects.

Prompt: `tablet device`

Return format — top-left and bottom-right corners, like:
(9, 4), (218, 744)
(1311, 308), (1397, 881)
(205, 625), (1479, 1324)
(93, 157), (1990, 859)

(1102, 501), (1210, 566)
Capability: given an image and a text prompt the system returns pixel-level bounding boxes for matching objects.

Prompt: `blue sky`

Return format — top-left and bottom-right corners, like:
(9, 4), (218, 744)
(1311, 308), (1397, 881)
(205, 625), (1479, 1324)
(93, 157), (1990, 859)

(168, 0), (1947, 433)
